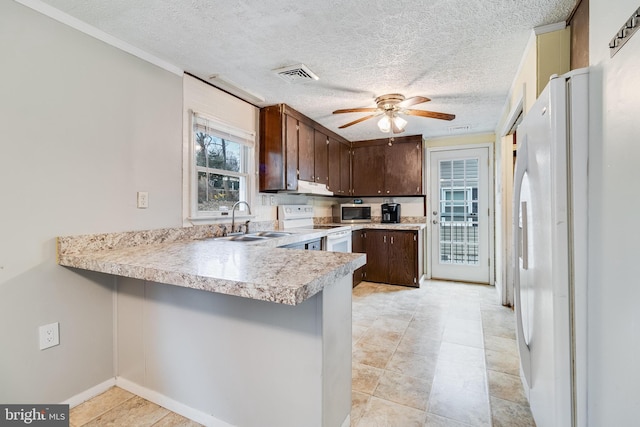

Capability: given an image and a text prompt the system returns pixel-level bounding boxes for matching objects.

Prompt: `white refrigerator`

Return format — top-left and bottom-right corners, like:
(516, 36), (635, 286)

(513, 68), (589, 427)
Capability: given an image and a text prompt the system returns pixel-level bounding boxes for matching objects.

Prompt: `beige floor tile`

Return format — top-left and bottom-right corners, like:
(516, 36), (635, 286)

(380, 307), (416, 322)
(151, 412), (203, 426)
(428, 383), (491, 427)
(447, 307), (482, 322)
(424, 413), (474, 426)
(485, 349), (520, 376)
(83, 396), (169, 427)
(442, 327), (484, 348)
(395, 334), (441, 357)
(432, 359), (487, 396)
(484, 334), (518, 355)
(353, 362), (384, 394)
(353, 340), (395, 369)
(358, 326), (403, 349)
(352, 310), (379, 326)
(442, 319), (484, 348)
(481, 323), (516, 340)
(404, 320), (446, 341)
(385, 350), (438, 382)
(371, 317), (411, 334)
(373, 370), (432, 411)
(353, 281), (533, 427)
(437, 342), (485, 369)
(351, 391), (371, 421)
(490, 396), (536, 427)
(356, 396), (425, 427)
(481, 306), (515, 323)
(352, 324), (369, 344)
(70, 387), (135, 426)
(487, 370), (528, 405)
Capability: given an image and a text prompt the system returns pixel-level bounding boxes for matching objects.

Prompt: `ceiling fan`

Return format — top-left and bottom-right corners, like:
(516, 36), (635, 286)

(333, 93), (455, 134)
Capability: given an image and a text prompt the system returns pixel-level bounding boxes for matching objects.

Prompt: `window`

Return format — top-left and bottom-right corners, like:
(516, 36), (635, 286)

(191, 112), (254, 218)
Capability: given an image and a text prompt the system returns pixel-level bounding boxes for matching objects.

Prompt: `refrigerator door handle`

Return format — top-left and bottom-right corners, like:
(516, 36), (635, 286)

(513, 137), (532, 388)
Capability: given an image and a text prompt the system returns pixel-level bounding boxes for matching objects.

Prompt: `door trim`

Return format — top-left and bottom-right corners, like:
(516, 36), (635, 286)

(425, 143), (494, 285)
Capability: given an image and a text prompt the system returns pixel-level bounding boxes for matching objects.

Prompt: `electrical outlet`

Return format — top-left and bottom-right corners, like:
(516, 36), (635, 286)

(39, 322), (59, 350)
(137, 191), (149, 208)
(270, 196), (276, 206)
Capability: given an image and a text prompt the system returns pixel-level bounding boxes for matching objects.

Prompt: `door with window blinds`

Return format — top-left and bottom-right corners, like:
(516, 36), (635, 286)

(429, 147), (490, 283)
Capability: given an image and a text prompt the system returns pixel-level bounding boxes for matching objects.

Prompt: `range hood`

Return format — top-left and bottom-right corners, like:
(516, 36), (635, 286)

(294, 180), (334, 196)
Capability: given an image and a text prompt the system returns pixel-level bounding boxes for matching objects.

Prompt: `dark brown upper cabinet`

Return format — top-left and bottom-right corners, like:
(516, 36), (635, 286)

(328, 136), (351, 195)
(259, 104), (351, 193)
(313, 130), (329, 184)
(351, 135), (423, 197)
(297, 121), (314, 182)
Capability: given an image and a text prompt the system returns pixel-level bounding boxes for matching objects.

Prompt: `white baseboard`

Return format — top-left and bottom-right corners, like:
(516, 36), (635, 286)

(115, 378), (233, 427)
(62, 378), (116, 408)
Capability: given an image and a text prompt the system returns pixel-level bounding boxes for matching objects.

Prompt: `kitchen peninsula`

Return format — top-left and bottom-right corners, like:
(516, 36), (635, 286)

(57, 226), (365, 427)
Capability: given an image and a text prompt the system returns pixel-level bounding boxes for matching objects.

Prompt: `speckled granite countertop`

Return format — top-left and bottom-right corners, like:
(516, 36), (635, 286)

(347, 223), (426, 231)
(57, 226), (365, 306)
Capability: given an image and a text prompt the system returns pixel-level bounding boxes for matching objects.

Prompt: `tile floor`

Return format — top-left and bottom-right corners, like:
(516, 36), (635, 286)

(69, 387), (201, 427)
(70, 279), (535, 427)
(351, 280), (535, 427)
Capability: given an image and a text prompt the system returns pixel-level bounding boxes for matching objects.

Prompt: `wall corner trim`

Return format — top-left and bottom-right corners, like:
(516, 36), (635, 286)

(14, 0), (184, 76)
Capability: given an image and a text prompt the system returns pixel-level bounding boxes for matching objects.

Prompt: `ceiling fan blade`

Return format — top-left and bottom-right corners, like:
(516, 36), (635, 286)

(333, 108), (378, 114)
(404, 109), (456, 121)
(398, 96), (431, 108)
(338, 114), (377, 129)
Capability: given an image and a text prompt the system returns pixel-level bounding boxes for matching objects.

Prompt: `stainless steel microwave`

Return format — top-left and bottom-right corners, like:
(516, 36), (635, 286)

(334, 204), (372, 223)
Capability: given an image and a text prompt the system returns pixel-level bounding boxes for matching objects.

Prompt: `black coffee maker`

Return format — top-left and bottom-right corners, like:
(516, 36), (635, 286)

(381, 203), (401, 223)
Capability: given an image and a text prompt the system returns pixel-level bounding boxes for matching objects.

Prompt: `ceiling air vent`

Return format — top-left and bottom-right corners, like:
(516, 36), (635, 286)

(447, 125), (471, 133)
(273, 64), (319, 83)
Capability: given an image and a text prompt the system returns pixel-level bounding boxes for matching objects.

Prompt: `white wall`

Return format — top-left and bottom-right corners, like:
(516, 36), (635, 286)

(0, 1), (183, 403)
(587, 1), (640, 424)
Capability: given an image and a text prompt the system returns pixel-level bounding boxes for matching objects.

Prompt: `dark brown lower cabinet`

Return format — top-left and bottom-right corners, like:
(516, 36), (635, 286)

(363, 229), (419, 287)
(388, 231), (419, 286)
(364, 230), (389, 283)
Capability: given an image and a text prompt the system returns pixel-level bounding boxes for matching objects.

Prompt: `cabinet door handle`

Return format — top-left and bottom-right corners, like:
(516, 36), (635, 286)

(383, 235), (386, 243)
(386, 190), (390, 194)
(391, 236), (394, 244)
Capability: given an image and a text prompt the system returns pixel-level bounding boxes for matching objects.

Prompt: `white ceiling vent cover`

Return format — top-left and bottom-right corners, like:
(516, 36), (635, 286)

(273, 64), (319, 83)
(448, 125), (471, 133)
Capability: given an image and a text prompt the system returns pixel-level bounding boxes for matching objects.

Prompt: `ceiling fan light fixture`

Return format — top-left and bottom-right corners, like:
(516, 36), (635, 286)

(378, 115), (391, 133)
(393, 115), (407, 131)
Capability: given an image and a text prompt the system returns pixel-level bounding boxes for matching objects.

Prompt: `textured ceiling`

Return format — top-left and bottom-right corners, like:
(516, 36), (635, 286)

(40, 0), (576, 140)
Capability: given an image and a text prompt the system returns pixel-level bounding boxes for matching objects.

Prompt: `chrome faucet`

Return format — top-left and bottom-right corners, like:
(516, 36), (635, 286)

(231, 201), (252, 234)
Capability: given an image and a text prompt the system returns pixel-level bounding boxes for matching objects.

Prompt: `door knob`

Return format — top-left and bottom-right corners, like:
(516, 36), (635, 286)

(432, 211), (438, 216)
(432, 219), (438, 224)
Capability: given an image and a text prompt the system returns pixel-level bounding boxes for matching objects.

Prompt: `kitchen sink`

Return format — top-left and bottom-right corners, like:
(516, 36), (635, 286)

(210, 231), (293, 243)
(253, 231), (293, 237)
(227, 235), (270, 242)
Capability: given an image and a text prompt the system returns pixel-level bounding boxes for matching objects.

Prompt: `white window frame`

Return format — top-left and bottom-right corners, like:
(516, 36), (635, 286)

(188, 111), (255, 221)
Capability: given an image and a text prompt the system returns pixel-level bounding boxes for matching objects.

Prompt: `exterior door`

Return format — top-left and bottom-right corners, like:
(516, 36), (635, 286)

(429, 147), (490, 283)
